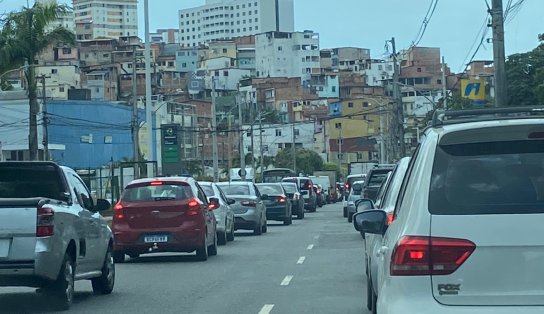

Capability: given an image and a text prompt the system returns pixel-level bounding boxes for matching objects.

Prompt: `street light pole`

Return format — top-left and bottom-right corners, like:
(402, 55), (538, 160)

(144, 0), (154, 177)
(132, 46), (140, 178)
(237, 90), (246, 180)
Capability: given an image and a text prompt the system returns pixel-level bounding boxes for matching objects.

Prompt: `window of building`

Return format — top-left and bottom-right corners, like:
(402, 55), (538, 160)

(437, 79), (442, 84)
(254, 9), (258, 14)
(182, 62), (187, 67)
(249, 26), (252, 31)
(294, 129), (300, 136)
(357, 152), (363, 160)
(254, 2), (258, 6)
(249, 10), (252, 15)
(242, 4), (245, 8)
(335, 122), (342, 129)
(363, 102), (369, 107)
(236, 13), (239, 17)
(255, 26), (258, 30)
(243, 27), (246, 31)
(223, 70), (229, 76)
(62, 48), (72, 54)
(348, 102), (353, 108)
(222, 48), (227, 53)
(243, 20), (246, 24)
(275, 129), (282, 136)
(417, 67), (422, 72)
(278, 46), (282, 51)
(59, 87), (65, 93)
(51, 69), (58, 74)
(242, 12), (246, 16)
(248, 2), (252, 7)
(332, 86), (336, 92)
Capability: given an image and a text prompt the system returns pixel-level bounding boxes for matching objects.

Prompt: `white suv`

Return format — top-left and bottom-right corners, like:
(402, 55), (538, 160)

(354, 107), (544, 313)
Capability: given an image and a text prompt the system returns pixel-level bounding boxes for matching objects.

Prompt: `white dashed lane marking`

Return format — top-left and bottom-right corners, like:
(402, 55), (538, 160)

(280, 275), (294, 286)
(297, 256), (306, 264)
(307, 244), (314, 250)
(258, 304), (275, 314)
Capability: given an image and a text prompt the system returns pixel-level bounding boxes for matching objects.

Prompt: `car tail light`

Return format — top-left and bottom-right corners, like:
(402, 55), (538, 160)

(390, 236), (476, 276)
(317, 189), (321, 194)
(187, 198), (201, 216)
(36, 205), (55, 237)
(150, 181), (163, 186)
(113, 202), (125, 221)
(387, 212), (394, 225)
(345, 183), (350, 190)
(278, 196), (286, 203)
(241, 200), (257, 207)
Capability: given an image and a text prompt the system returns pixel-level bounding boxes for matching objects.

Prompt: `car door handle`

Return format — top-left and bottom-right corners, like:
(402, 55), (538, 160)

(376, 246), (388, 257)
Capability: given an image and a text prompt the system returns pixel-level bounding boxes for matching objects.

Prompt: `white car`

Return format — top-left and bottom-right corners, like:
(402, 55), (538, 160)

(354, 107), (544, 314)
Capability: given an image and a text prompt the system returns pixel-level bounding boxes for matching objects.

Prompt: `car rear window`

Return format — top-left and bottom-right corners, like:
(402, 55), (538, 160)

(347, 176), (365, 186)
(429, 140), (544, 215)
(257, 184), (283, 195)
(219, 185), (250, 195)
(0, 165), (65, 199)
(122, 183), (193, 201)
(281, 184), (298, 193)
(367, 170), (391, 187)
(201, 185), (215, 197)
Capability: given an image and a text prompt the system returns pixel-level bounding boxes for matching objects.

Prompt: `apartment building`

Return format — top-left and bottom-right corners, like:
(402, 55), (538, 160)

(37, 0), (76, 33)
(73, 0), (138, 40)
(150, 29), (181, 44)
(255, 30), (320, 80)
(179, 0), (294, 47)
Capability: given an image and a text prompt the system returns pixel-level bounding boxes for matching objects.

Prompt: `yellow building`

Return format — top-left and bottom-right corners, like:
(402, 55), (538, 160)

(326, 96), (389, 164)
(207, 41), (237, 60)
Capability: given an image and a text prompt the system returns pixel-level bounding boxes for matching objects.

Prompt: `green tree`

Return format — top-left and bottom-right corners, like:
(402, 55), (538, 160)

(320, 162), (342, 179)
(274, 148), (323, 176)
(0, 2), (75, 160)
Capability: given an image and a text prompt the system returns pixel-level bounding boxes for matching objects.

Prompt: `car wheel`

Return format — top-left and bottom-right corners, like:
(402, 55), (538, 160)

(91, 245), (115, 295)
(113, 251), (125, 263)
(348, 212), (353, 223)
(254, 220), (262, 235)
(343, 207), (347, 218)
(49, 253), (75, 311)
(227, 223), (235, 241)
(262, 219), (268, 233)
(196, 235), (208, 261)
(208, 232), (218, 256)
(217, 228), (227, 246)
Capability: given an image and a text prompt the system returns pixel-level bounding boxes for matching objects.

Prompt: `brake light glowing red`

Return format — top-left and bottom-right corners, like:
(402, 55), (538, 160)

(278, 196), (286, 203)
(187, 198), (200, 216)
(390, 236), (476, 276)
(113, 202), (125, 220)
(150, 181), (163, 186)
(36, 205), (54, 237)
(387, 212), (394, 225)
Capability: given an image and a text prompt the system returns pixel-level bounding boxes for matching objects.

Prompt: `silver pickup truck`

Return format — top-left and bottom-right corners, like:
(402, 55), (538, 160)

(0, 161), (114, 310)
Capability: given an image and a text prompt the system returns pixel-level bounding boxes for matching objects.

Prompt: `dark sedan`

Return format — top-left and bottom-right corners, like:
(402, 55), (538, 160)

(256, 183), (292, 225)
(281, 182), (304, 219)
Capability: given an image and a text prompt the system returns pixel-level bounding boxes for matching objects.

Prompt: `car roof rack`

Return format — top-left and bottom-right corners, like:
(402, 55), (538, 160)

(431, 106), (544, 127)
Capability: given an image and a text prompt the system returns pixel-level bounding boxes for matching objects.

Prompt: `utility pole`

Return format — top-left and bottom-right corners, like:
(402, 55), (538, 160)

(390, 37), (405, 159)
(441, 56), (448, 109)
(237, 90), (246, 180)
(211, 78), (219, 181)
(39, 75), (49, 161)
(144, 0), (154, 177)
(258, 103), (264, 176)
(491, 0), (507, 107)
(338, 126), (343, 171)
(292, 118), (296, 174)
(132, 46), (140, 178)
(379, 107), (385, 164)
(227, 113), (232, 174)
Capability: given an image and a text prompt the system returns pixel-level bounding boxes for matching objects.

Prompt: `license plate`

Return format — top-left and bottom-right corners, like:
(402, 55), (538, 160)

(0, 239), (11, 258)
(144, 235), (168, 243)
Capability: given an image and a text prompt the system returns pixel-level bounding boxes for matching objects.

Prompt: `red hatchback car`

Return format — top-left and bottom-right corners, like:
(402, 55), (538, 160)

(112, 177), (218, 261)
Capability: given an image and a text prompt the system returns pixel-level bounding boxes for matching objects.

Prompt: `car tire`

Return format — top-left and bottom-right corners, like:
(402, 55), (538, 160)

(254, 221), (262, 235)
(371, 287), (378, 314)
(49, 253), (75, 311)
(91, 245), (115, 295)
(283, 212), (292, 225)
(196, 236), (208, 261)
(227, 223), (235, 241)
(208, 233), (218, 256)
(262, 220), (268, 233)
(348, 212), (353, 223)
(217, 229), (227, 246)
(113, 251), (125, 263)
(297, 207), (304, 219)
(343, 207), (347, 218)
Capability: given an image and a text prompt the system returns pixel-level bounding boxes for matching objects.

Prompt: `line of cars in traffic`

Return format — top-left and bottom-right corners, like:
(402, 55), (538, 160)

(348, 107), (544, 314)
(110, 175), (329, 263)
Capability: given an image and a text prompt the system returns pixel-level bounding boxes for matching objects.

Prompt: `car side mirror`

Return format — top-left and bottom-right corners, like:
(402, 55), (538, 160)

(353, 210), (387, 234)
(94, 199), (111, 212)
(227, 198), (236, 205)
(208, 197), (220, 210)
(260, 194), (269, 200)
(355, 198), (374, 212)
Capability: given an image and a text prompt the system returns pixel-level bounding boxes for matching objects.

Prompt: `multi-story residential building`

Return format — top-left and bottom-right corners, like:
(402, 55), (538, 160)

(331, 47), (371, 72)
(310, 72), (339, 98)
(242, 122), (315, 159)
(255, 30), (320, 80)
(36, 63), (81, 100)
(362, 59), (395, 87)
(82, 69), (119, 101)
(150, 29), (181, 44)
(79, 38), (117, 66)
(204, 68), (252, 91)
(175, 47), (207, 73)
(73, 0), (138, 40)
(398, 46), (448, 92)
(179, 0), (294, 47)
(235, 35), (256, 76)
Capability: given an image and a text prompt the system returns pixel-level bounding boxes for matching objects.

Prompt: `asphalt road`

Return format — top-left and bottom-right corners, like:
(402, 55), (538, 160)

(0, 202), (370, 314)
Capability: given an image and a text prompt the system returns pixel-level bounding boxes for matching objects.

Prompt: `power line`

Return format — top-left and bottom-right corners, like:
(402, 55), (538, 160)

(411, 0), (439, 47)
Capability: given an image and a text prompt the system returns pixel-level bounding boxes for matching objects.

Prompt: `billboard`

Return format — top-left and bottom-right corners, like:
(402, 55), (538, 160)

(461, 79), (486, 101)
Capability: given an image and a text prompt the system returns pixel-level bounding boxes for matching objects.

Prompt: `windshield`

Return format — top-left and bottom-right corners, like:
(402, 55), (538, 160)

(200, 185), (215, 197)
(281, 184), (298, 193)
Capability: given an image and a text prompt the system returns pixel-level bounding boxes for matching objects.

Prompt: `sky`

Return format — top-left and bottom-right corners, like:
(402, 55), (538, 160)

(2, 0), (543, 73)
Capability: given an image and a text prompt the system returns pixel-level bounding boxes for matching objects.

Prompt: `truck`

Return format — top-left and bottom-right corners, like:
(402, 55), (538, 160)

(313, 170), (337, 202)
(348, 161), (379, 175)
(0, 161), (114, 310)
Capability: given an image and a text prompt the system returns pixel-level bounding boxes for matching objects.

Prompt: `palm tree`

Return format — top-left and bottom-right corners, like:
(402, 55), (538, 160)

(0, 2), (74, 160)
